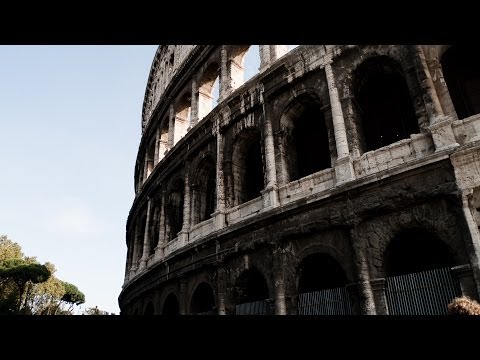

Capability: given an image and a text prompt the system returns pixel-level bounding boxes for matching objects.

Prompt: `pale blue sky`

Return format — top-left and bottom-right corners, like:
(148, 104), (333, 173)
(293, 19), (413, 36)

(0, 45), (294, 314)
(0, 45), (158, 314)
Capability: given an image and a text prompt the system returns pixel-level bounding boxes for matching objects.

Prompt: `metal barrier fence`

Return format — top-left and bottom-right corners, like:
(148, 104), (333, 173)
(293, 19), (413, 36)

(298, 286), (355, 315)
(385, 267), (462, 315)
(235, 300), (275, 315)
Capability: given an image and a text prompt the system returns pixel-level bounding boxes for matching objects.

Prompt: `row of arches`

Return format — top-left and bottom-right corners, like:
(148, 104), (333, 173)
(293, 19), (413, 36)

(129, 46), (480, 273)
(136, 227), (457, 315)
(138, 46), (480, 204)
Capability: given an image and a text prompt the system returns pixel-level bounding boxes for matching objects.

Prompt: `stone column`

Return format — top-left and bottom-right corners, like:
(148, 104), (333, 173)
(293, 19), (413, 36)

(260, 45), (288, 72)
(213, 122), (227, 230)
(139, 198), (152, 270)
(154, 192), (166, 260)
(143, 151), (149, 182)
(350, 229), (376, 315)
(269, 45), (288, 62)
(325, 58), (355, 185)
(272, 246), (287, 315)
(424, 46), (457, 118)
(129, 224), (140, 278)
(259, 45), (271, 72)
(190, 77), (198, 128)
(153, 128), (160, 166)
(415, 45), (459, 152)
(168, 104), (175, 148)
(261, 104), (279, 208)
(177, 167), (191, 246)
(124, 234), (133, 280)
(219, 46), (231, 101)
(452, 264), (479, 301)
(182, 168), (191, 232)
(370, 278), (389, 315)
(179, 279), (187, 315)
(460, 191), (480, 297)
(217, 264), (227, 315)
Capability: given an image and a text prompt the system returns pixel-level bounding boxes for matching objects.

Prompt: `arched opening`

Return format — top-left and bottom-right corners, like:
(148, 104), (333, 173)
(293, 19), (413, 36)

(133, 308), (139, 315)
(136, 213), (147, 262)
(441, 46), (480, 120)
(144, 301), (154, 315)
(383, 228), (461, 315)
(198, 62), (220, 120)
(297, 253), (353, 315)
(298, 253), (348, 293)
(174, 92), (191, 144)
(243, 45), (260, 83)
(166, 179), (184, 241)
(229, 45), (260, 91)
(145, 138), (155, 178)
(192, 156), (216, 225)
(149, 200), (161, 255)
(281, 95), (331, 182)
(232, 129), (264, 205)
(158, 118), (169, 160)
(190, 282), (216, 315)
(353, 56), (419, 152)
(162, 293), (179, 315)
(234, 268), (272, 315)
(385, 228), (455, 277)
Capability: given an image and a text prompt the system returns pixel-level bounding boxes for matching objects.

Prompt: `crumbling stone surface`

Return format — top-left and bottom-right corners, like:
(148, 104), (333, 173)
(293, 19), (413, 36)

(119, 45), (480, 315)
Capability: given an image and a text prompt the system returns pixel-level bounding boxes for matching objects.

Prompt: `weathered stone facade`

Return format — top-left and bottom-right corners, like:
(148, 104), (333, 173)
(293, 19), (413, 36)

(119, 45), (480, 315)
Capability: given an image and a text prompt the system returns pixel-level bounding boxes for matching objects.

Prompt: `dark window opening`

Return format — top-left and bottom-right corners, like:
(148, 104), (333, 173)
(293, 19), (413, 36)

(354, 56), (419, 152)
(235, 268), (269, 304)
(292, 105), (331, 180)
(245, 139), (264, 202)
(441, 46), (480, 120)
(298, 253), (348, 293)
(385, 228), (455, 277)
(190, 283), (216, 315)
(203, 171), (216, 221)
(144, 302), (154, 315)
(168, 180), (184, 241)
(163, 294), (179, 315)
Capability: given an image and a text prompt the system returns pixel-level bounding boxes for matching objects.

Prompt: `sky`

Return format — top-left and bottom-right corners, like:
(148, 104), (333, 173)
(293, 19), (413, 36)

(0, 45), (157, 314)
(0, 45), (294, 314)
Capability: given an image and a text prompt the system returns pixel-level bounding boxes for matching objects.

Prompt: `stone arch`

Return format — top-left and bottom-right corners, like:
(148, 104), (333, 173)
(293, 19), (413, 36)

(136, 209), (147, 262)
(165, 178), (184, 242)
(231, 128), (264, 206)
(384, 227), (456, 277)
(145, 137), (156, 179)
(190, 282), (216, 315)
(352, 55), (419, 152)
(233, 267), (270, 305)
(278, 92), (332, 182)
(149, 196), (162, 255)
(144, 301), (154, 315)
(191, 155), (216, 225)
(162, 292), (180, 315)
(198, 61), (220, 120)
(440, 46), (480, 120)
(228, 45), (260, 90)
(297, 253), (349, 293)
(158, 116), (170, 160)
(174, 91), (191, 144)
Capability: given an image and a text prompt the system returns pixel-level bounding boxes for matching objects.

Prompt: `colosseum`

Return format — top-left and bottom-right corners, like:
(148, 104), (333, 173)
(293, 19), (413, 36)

(118, 45), (480, 315)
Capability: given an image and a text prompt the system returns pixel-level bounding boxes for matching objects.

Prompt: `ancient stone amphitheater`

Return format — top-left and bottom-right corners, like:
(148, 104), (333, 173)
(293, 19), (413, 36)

(118, 45), (480, 315)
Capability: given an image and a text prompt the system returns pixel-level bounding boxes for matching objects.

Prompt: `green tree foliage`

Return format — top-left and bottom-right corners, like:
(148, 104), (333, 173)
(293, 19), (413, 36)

(61, 281), (85, 311)
(0, 258), (50, 312)
(27, 262), (66, 315)
(0, 235), (23, 261)
(0, 234), (86, 315)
